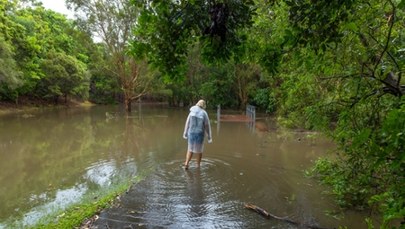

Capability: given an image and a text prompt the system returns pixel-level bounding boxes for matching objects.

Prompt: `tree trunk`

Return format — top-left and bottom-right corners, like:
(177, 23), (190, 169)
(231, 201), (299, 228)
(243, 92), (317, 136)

(125, 97), (132, 113)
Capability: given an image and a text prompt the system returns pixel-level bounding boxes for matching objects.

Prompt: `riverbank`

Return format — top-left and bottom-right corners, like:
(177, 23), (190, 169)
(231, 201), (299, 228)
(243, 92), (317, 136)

(26, 172), (150, 229)
(31, 183), (129, 229)
(0, 99), (95, 116)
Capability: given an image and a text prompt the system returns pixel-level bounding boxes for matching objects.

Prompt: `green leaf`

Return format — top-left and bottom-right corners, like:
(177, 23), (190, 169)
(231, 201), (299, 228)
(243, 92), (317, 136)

(345, 22), (358, 31)
(398, 0), (405, 9)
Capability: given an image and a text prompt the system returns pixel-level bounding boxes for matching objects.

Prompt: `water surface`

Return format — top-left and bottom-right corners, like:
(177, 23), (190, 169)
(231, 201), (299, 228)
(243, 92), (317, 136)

(0, 105), (372, 228)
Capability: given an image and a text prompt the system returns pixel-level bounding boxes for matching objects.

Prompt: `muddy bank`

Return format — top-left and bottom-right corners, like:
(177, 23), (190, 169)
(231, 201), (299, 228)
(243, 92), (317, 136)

(0, 99), (94, 116)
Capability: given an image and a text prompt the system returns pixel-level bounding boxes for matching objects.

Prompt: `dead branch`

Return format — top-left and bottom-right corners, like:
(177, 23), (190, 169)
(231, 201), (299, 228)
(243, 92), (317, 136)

(244, 203), (331, 229)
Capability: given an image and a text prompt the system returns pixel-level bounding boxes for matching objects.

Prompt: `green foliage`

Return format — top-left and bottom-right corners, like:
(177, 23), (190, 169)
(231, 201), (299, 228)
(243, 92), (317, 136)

(252, 88), (276, 113)
(307, 158), (351, 207)
(0, 2), (95, 103)
(264, 0), (405, 226)
(259, 45), (282, 75)
(199, 66), (238, 108)
(89, 72), (120, 104)
(309, 101), (405, 226)
(0, 4), (41, 98)
(161, 41), (263, 109)
(283, 0), (356, 50)
(132, 0), (256, 80)
(0, 36), (22, 99)
(0, 2), (21, 91)
(39, 51), (89, 101)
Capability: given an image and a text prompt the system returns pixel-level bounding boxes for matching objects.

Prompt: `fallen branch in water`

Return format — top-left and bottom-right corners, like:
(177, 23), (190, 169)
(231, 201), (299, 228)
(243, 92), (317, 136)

(244, 203), (330, 229)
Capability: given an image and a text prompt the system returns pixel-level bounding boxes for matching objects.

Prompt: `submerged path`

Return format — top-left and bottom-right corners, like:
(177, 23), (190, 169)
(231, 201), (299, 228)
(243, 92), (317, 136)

(91, 161), (249, 228)
(89, 159), (326, 229)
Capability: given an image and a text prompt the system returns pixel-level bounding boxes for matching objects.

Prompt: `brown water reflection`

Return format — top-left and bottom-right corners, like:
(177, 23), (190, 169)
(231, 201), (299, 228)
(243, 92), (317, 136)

(0, 105), (371, 228)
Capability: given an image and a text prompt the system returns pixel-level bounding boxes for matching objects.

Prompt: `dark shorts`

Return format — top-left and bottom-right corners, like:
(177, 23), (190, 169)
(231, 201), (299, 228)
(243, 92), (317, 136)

(188, 132), (204, 144)
(187, 132), (204, 153)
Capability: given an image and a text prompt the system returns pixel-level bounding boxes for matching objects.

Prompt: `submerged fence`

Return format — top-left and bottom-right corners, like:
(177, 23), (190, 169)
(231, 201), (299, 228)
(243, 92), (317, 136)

(216, 104), (256, 132)
(246, 104), (256, 131)
(246, 105), (255, 122)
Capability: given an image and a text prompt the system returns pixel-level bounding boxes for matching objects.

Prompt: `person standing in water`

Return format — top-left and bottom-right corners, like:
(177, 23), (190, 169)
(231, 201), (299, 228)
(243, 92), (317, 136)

(183, 100), (212, 169)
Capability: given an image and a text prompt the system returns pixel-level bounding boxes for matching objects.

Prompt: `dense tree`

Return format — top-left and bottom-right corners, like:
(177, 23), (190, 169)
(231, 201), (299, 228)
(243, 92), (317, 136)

(0, 37), (22, 98)
(0, 0), (93, 103)
(66, 0), (153, 112)
(88, 45), (121, 104)
(0, 0), (41, 102)
(0, 1), (22, 96)
(256, 1), (405, 226)
(39, 51), (89, 103)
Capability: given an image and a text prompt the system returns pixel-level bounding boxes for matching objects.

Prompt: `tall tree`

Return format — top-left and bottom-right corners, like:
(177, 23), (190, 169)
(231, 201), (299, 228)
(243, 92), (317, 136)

(0, 1), (22, 96)
(66, 0), (151, 112)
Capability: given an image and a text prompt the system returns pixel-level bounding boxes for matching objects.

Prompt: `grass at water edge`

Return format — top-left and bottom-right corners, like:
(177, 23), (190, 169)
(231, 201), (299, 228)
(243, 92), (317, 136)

(29, 174), (146, 229)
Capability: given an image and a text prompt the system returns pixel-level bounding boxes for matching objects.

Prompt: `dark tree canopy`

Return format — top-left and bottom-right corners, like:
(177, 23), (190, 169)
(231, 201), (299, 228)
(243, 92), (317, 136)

(283, 0), (356, 50)
(132, 0), (255, 80)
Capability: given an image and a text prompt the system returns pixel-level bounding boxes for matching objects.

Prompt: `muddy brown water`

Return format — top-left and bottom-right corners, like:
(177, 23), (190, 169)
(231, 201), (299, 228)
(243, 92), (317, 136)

(0, 104), (374, 228)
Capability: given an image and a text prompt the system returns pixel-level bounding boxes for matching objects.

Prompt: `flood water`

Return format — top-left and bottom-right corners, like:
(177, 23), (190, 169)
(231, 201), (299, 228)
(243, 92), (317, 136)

(0, 104), (373, 228)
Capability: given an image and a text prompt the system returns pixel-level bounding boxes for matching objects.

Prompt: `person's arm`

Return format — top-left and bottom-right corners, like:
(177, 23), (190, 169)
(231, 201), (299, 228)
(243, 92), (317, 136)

(183, 114), (190, 139)
(205, 112), (212, 143)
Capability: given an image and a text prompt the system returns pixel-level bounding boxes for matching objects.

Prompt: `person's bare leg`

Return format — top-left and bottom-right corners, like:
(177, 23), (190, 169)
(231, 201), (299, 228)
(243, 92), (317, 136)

(196, 153), (202, 167)
(184, 151), (193, 169)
